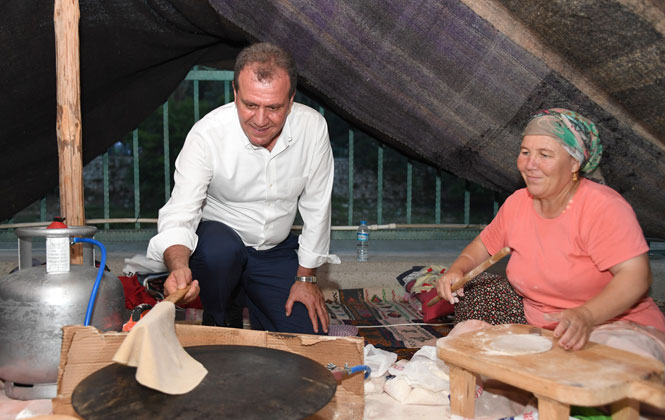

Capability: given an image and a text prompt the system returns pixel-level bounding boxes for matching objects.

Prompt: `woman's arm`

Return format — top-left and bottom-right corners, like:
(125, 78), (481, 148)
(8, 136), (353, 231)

(550, 252), (652, 350)
(436, 235), (491, 304)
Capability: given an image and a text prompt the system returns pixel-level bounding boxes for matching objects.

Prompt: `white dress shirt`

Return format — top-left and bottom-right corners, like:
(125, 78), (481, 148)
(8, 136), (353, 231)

(147, 101), (339, 268)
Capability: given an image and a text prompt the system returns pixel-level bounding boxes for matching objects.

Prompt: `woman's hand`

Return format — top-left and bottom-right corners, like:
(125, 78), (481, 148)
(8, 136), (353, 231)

(545, 253), (652, 351)
(545, 306), (594, 351)
(436, 236), (491, 305)
(436, 269), (465, 305)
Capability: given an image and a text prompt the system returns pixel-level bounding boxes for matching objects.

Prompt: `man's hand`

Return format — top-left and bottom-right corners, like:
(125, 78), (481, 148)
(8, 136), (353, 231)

(545, 306), (594, 351)
(163, 267), (200, 305)
(163, 245), (200, 305)
(285, 282), (329, 334)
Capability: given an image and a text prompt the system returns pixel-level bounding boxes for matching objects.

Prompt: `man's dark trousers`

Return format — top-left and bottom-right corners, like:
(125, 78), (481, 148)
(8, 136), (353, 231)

(190, 220), (324, 334)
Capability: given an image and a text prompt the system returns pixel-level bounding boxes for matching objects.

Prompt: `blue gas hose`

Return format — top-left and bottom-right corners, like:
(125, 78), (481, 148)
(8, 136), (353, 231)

(349, 365), (372, 379)
(72, 237), (107, 326)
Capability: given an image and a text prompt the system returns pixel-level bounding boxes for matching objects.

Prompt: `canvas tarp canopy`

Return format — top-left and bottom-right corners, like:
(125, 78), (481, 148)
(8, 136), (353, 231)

(1, 0), (664, 238)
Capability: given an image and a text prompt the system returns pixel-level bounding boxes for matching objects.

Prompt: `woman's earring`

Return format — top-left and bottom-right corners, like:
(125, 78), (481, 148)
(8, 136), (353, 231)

(572, 172), (579, 182)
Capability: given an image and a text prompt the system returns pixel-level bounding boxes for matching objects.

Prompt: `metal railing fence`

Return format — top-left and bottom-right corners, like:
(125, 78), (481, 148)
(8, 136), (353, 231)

(1, 67), (502, 242)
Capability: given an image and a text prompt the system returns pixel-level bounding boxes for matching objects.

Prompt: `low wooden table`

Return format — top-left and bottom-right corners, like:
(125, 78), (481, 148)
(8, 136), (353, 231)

(437, 324), (665, 420)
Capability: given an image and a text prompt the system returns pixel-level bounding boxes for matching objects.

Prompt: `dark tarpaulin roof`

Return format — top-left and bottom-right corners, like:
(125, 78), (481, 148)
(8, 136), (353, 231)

(1, 0), (664, 238)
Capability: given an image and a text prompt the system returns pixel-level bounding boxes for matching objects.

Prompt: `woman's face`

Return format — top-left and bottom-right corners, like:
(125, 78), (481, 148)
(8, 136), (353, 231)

(517, 135), (581, 200)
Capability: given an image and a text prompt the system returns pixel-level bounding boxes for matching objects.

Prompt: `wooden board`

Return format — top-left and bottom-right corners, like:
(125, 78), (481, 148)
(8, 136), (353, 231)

(437, 324), (665, 408)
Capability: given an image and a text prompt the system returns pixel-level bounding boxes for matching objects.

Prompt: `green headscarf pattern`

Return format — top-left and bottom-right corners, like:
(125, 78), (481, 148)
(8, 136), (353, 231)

(523, 108), (604, 183)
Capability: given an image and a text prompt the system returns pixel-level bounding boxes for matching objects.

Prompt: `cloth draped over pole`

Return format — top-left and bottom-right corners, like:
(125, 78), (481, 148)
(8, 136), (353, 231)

(1, 1), (664, 239)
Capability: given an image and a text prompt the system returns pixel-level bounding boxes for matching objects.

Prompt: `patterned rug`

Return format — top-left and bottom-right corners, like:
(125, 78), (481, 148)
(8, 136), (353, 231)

(324, 287), (453, 360)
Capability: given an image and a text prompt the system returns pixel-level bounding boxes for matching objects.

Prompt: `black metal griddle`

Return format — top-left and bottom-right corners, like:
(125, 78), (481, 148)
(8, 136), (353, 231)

(72, 345), (337, 420)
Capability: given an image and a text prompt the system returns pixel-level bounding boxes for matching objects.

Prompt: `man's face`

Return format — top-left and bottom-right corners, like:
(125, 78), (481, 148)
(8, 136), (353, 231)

(234, 64), (294, 151)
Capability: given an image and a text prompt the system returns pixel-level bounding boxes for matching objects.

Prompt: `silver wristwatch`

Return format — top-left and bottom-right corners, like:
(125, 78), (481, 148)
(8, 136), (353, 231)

(295, 276), (317, 284)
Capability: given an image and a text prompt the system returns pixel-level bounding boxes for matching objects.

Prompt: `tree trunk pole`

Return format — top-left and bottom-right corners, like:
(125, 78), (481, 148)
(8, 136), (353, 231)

(54, 0), (84, 263)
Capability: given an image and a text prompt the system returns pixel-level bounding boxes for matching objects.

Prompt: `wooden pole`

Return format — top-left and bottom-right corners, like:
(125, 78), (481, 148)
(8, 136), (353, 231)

(54, 0), (84, 263)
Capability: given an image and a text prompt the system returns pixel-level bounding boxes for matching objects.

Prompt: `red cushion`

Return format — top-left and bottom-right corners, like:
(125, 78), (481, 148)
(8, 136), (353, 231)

(405, 276), (454, 323)
(416, 288), (454, 323)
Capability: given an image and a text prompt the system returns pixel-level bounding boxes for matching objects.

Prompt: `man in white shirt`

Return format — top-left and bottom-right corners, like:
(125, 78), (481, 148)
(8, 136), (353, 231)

(147, 43), (338, 334)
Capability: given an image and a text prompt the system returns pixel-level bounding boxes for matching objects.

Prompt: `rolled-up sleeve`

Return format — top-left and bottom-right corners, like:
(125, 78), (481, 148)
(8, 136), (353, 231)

(146, 132), (212, 262)
(296, 119), (339, 268)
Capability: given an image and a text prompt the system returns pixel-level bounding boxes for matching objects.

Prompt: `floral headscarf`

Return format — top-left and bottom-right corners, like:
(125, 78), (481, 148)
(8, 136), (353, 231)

(523, 108), (604, 183)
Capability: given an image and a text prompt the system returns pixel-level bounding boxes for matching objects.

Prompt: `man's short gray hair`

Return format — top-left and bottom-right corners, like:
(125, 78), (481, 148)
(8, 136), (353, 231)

(234, 43), (297, 97)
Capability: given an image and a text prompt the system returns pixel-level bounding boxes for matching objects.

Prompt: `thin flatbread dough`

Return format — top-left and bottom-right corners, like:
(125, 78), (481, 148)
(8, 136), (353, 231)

(113, 301), (208, 394)
(488, 334), (552, 355)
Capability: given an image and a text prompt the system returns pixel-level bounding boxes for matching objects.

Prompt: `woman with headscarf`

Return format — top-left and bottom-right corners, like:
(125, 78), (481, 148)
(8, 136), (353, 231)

(436, 108), (665, 361)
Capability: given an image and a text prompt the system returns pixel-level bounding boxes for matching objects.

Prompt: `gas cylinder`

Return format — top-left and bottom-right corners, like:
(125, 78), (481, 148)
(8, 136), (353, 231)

(0, 225), (126, 400)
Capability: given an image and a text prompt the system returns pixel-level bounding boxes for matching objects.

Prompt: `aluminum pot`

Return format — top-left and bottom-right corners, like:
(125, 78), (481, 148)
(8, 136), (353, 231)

(0, 226), (126, 399)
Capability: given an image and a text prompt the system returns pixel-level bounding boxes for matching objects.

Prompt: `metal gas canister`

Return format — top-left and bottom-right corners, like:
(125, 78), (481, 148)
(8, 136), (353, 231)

(0, 225), (126, 400)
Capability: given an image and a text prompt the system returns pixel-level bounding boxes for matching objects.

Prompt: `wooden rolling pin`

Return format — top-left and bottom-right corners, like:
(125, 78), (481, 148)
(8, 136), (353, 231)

(427, 246), (511, 307)
(164, 285), (191, 304)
